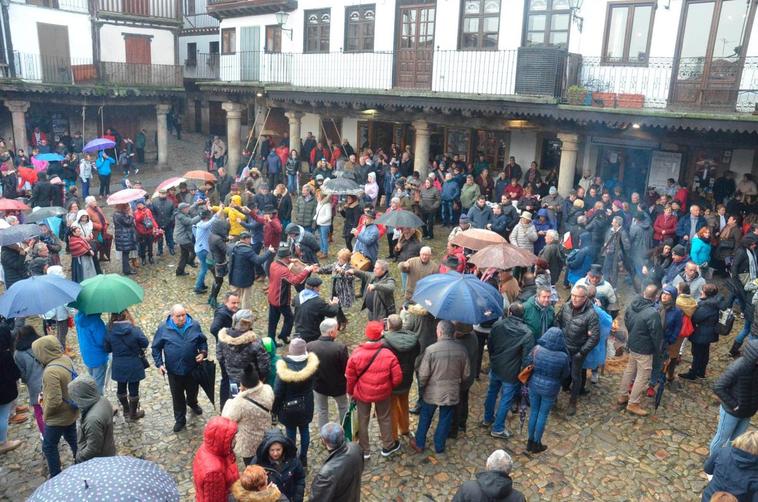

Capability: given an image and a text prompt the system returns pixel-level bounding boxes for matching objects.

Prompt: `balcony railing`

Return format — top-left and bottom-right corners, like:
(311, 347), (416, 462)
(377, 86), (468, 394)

(9, 52), (183, 87)
(97, 0), (178, 19)
(11, 0), (88, 12)
(182, 13), (219, 30)
(184, 53), (220, 79)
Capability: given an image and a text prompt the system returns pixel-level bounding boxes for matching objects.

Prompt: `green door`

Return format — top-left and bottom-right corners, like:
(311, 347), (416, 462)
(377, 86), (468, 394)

(240, 26), (260, 81)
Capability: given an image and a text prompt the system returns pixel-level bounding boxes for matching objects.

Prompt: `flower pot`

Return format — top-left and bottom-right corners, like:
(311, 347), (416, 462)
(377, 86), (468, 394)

(616, 93), (645, 109)
(592, 92), (617, 108)
(567, 91), (587, 105)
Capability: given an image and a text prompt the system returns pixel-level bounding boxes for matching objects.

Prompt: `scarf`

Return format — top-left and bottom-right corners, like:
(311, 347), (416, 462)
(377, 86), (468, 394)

(68, 236), (91, 257)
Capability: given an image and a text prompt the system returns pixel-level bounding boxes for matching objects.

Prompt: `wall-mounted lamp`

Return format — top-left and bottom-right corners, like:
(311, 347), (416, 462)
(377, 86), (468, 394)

(275, 10), (293, 40)
(631, 123), (641, 129)
(568, 0), (584, 32)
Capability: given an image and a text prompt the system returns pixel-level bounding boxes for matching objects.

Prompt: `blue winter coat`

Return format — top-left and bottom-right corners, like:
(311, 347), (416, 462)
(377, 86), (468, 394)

(702, 445), (758, 502)
(676, 214), (706, 240)
(267, 151), (282, 174)
(105, 321), (149, 383)
(494, 178), (509, 201)
(228, 241), (272, 289)
(660, 304), (683, 346)
(529, 327), (570, 398)
(354, 224), (380, 263)
(151, 315), (208, 376)
(74, 312), (109, 369)
(566, 232), (593, 285)
(441, 180), (460, 202)
(95, 153), (114, 176)
(467, 204), (492, 229)
(690, 236), (712, 265)
(583, 306), (611, 369)
(533, 209), (555, 255)
(490, 213), (509, 236)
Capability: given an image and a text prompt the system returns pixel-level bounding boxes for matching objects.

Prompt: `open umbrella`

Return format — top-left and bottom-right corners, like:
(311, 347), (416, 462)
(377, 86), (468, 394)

(155, 176), (186, 194)
(28, 456), (180, 502)
(192, 359), (217, 409)
(412, 271), (504, 324)
(35, 153), (64, 162)
(184, 170), (217, 182)
(0, 198), (30, 211)
(0, 224), (43, 245)
(106, 188), (147, 205)
(25, 206), (66, 223)
(518, 385), (530, 433)
(82, 138), (116, 153)
(71, 273), (144, 314)
(375, 209), (424, 228)
(0, 274), (81, 318)
(320, 177), (363, 196)
(469, 242), (538, 270)
(450, 228), (506, 250)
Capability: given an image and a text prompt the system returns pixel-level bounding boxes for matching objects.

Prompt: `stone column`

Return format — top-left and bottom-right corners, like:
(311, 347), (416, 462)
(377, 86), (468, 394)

(185, 99), (197, 133)
(253, 96), (267, 138)
(285, 111), (303, 151)
(200, 100), (210, 135)
(557, 132), (580, 196)
(4, 100), (30, 152)
(222, 101), (244, 174)
(156, 103), (171, 169)
(412, 119), (431, 179)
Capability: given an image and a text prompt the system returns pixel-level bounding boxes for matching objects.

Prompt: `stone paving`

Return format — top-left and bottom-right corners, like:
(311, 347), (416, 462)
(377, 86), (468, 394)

(0, 133), (742, 501)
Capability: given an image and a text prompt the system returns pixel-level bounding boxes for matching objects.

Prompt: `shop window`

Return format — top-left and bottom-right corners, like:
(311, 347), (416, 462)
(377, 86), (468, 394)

(305, 8), (331, 53)
(602, 2), (655, 64)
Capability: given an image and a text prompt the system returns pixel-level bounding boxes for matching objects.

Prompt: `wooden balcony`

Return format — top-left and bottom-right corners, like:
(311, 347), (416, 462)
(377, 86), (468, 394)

(97, 0), (180, 22)
(206, 0), (296, 20)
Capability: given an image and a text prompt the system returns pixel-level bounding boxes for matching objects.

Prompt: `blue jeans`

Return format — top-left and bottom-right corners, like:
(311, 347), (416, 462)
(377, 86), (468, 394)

(287, 174), (298, 194)
(527, 392), (556, 444)
(318, 225), (330, 255)
(736, 319), (754, 344)
(415, 400), (454, 453)
(194, 250), (209, 291)
(0, 402), (12, 443)
(441, 201), (453, 226)
(709, 405), (751, 456)
(401, 271), (408, 292)
(42, 423), (77, 476)
(157, 223), (175, 254)
(483, 372), (519, 426)
(286, 424), (310, 463)
(88, 363), (108, 395)
(81, 179), (90, 198)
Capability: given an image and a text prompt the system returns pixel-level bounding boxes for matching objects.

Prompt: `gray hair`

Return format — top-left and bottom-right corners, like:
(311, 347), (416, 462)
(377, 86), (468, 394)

(577, 215), (587, 225)
(486, 449), (513, 474)
(375, 259), (389, 273)
(232, 309), (255, 329)
(320, 422), (345, 450)
(387, 314), (402, 331)
(420, 246), (432, 255)
(545, 229), (559, 242)
(437, 320), (455, 338)
(170, 304), (186, 315)
(319, 317), (338, 336)
(612, 216), (624, 226)
(391, 197), (400, 204)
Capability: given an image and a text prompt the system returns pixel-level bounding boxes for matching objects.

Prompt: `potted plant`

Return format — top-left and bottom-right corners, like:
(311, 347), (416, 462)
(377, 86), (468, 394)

(592, 92), (617, 108)
(566, 85), (588, 105)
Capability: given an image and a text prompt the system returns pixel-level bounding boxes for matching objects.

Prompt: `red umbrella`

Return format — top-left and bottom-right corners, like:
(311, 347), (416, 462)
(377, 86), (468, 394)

(184, 170), (217, 182)
(0, 198), (30, 211)
(468, 242), (537, 270)
(450, 228), (505, 250)
(106, 188), (147, 205)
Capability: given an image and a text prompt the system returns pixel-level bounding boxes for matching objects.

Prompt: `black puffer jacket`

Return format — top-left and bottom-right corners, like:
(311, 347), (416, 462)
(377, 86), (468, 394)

(252, 429), (306, 502)
(112, 211), (137, 252)
(488, 316), (535, 383)
(217, 328), (270, 384)
(306, 336), (348, 397)
(292, 291), (340, 343)
(713, 339), (758, 419)
(555, 299), (600, 356)
(690, 295), (723, 345)
(452, 471), (526, 502)
(151, 197), (175, 229)
(383, 329), (420, 394)
(1, 246), (28, 289)
(624, 295), (663, 355)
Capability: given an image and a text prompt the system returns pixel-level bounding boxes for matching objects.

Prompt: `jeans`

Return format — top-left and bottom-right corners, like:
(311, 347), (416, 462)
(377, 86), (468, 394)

(401, 271), (408, 292)
(483, 373), (519, 433)
(287, 174), (298, 194)
(268, 304), (294, 341)
(98, 173), (111, 196)
(415, 401), (455, 453)
(81, 179), (90, 198)
(116, 381), (140, 397)
(313, 391), (348, 431)
(157, 223), (175, 254)
(42, 423), (77, 476)
(285, 424), (310, 464)
(563, 352), (588, 400)
(195, 250), (209, 290)
(0, 402), (11, 443)
(527, 392), (556, 444)
(422, 211), (435, 238)
(318, 225), (330, 255)
(690, 342), (711, 378)
(709, 405), (751, 456)
(87, 363), (108, 395)
(138, 234), (153, 259)
(441, 201), (453, 226)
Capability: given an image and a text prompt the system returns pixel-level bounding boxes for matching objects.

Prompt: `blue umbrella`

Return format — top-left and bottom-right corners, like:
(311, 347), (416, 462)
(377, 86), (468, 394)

(83, 137), (116, 153)
(35, 153), (64, 162)
(0, 274), (81, 317)
(28, 456), (180, 502)
(412, 271), (504, 324)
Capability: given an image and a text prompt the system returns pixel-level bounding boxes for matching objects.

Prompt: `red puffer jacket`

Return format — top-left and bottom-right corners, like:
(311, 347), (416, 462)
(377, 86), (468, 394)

(346, 342), (402, 403)
(193, 416), (239, 502)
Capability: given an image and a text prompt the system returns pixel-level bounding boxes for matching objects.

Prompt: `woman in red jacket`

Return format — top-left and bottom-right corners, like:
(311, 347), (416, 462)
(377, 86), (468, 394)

(653, 205), (678, 243)
(134, 200), (159, 265)
(193, 416), (239, 502)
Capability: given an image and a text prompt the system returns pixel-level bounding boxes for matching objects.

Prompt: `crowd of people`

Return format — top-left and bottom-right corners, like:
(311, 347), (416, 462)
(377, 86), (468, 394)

(1, 126), (758, 501)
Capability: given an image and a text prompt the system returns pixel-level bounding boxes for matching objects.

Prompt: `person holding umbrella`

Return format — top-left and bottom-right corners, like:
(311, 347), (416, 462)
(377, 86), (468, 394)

(113, 204), (138, 275)
(95, 151), (114, 199)
(152, 304), (209, 433)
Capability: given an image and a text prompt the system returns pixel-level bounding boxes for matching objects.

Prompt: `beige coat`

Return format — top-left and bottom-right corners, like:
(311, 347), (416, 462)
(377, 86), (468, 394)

(399, 256), (440, 300)
(221, 382), (275, 459)
(417, 337), (470, 406)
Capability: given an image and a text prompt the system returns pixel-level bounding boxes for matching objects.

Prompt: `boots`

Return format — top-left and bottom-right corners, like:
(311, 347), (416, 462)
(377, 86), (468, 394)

(729, 341), (743, 359)
(117, 393), (130, 419)
(626, 403), (649, 417)
(566, 398), (577, 416)
(130, 257), (140, 270)
(526, 440), (535, 452)
(128, 397), (145, 420)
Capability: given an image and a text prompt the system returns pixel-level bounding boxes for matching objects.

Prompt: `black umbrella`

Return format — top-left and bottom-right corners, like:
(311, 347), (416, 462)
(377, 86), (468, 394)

(375, 209), (424, 228)
(320, 176), (363, 196)
(0, 224), (43, 245)
(26, 206), (66, 223)
(192, 359), (216, 409)
(654, 360), (669, 414)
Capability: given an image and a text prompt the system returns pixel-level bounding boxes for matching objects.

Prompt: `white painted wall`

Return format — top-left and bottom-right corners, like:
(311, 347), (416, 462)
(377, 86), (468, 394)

(509, 130), (539, 168)
(301, 113), (321, 142)
(8, 3), (92, 59)
(731, 149), (756, 179)
(342, 117), (358, 147)
(179, 34), (219, 62)
(99, 24), (175, 65)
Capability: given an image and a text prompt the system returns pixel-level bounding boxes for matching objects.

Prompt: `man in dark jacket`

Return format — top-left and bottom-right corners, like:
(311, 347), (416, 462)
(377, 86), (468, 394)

(67, 375), (116, 463)
(30, 173), (55, 207)
(708, 338), (758, 455)
(210, 292), (239, 409)
(310, 422), (364, 502)
(617, 285), (663, 417)
(307, 318), (349, 430)
(1, 243), (28, 289)
(216, 167), (234, 202)
(452, 449), (526, 502)
(353, 260), (396, 321)
(539, 230), (564, 285)
(152, 304), (209, 432)
(383, 314), (420, 442)
(173, 202), (199, 276)
(151, 189), (175, 257)
(484, 303), (534, 438)
(556, 284), (600, 416)
(228, 232), (274, 310)
(293, 276), (340, 342)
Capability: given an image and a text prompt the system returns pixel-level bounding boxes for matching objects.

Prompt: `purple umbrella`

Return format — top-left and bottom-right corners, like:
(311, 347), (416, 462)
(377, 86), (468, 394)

(83, 138), (116, 153)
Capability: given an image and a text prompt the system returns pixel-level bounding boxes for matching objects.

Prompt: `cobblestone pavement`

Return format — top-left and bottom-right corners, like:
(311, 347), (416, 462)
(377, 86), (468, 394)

(0, 133), (740, 501)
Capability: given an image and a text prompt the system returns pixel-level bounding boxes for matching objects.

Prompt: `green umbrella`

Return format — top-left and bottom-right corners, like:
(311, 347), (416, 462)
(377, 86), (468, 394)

(71, 274), (144, 314)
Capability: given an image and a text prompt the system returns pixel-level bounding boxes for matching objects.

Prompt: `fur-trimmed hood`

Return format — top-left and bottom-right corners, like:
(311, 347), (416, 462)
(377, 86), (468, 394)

(218, 328), (260, 346)
(275, 353), (319, 383)
(230, 480), (282, 502)
(407, 303), (429, 316)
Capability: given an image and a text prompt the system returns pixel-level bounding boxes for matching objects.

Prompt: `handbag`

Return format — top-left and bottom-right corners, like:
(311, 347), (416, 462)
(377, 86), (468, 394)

(718, 308), (736, 337)
(281, 395), (306, 415)
(517, 364), (534, 385)
(350, 251), (371, 271)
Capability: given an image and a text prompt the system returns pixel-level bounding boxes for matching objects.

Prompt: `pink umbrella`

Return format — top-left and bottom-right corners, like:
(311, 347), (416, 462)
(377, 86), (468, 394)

(31, 157), (48, 173)
(106, 188), (147, 205)
(154, 177), (185, 195)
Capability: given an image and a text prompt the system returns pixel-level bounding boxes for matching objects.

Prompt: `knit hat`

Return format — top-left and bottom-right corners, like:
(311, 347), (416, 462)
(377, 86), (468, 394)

(365, 320), (384, 341)
(239, 231), (252, 240)
(672, 244), (686, 257)
(459, 214), (470, 224)
(240, 363), (260, 388)
(613, 200), (623, 209)
(661, 285), (678, 300)
(288, 337), (307, 356)
(549, 186), (557, 195)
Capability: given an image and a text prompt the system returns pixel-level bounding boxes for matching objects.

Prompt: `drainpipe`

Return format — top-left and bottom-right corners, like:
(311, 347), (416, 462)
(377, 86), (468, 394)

(89, 0), (101, 79)
(0, 0), (15, 77)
